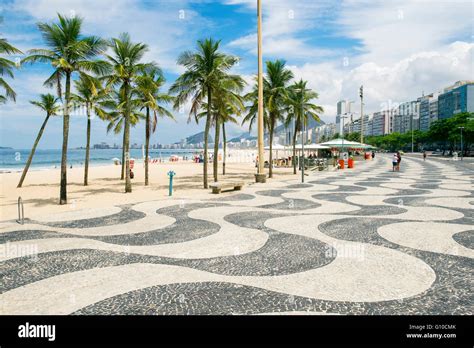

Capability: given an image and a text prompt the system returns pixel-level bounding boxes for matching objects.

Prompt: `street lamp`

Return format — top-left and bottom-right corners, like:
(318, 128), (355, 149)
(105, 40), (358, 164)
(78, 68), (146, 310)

(459, 126), (465, 161)
(360, 85), (364, 144)
(255, 0), (266, 183)
(294, 87), (306, 182)
(340, 114), (348, 161)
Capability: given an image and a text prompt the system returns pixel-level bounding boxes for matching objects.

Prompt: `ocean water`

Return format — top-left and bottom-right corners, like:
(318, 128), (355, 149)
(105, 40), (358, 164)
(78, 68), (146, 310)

(0, 148), (199, 172)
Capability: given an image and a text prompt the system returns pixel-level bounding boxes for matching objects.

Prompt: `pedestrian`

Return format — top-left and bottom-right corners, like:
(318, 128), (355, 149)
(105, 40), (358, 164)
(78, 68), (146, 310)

(392, 153), (398, 172)
(372, 150), (375, 159)
(397, 151), (402, 171)
(423, 151), (427, 161)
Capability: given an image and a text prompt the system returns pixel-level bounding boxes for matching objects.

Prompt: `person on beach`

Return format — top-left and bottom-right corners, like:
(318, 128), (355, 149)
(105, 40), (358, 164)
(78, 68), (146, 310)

(423, 151), (427, 161)
(396, 151), (402, 171)
(392, 153), (398, 172)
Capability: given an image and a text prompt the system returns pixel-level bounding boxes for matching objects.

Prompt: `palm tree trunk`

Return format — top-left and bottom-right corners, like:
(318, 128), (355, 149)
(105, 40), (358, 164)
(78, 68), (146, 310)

(84, 104), (91, 186)
(213, 116), (220, 182)
(145, 107), (150, 186)
(121, 127), (125, 180)
(17, 114), (50, 188)
(59, 71), (71, 205)
(222, 123), (226, 175)
(269, 124), (274, 179)
(124, 83), (132, 193)
(203, 87), (211, 189)
(292, 128), (297, 175)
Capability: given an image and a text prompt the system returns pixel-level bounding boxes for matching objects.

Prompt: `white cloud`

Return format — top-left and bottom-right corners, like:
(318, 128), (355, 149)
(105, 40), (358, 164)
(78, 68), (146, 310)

(225, 0), (338, 60)
(289, 41), (473, 123)
(10, 0), (206, 73)
(336, 0), (473, 65)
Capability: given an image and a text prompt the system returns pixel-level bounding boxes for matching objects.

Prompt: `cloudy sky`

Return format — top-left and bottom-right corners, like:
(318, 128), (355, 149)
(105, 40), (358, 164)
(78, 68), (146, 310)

(0, 0), (472, 148)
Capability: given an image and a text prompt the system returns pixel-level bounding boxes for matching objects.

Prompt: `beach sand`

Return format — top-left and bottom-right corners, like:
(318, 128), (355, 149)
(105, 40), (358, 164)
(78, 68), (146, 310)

(0, 161), (295, 221)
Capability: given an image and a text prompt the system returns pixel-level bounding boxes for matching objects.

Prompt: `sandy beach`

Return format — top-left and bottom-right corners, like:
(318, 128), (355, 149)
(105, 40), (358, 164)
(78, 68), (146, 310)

(0, 161), (295, 221)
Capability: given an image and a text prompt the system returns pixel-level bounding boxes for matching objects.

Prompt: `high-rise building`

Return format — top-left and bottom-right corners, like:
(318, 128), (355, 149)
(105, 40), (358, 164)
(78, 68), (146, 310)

(365, 117), (373, 137)
(438, 81), (474, 119)
(392, 100), (419, 134)
(372, 109), (393, 136)
(336, 100), (346, 134)
(429, 99), (438, 125)
(418, 94), (437, 132)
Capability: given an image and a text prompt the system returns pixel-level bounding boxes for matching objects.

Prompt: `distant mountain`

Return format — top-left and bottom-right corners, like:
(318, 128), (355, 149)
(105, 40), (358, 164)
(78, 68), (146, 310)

(184, 131), (213, 145)
(228, 132), (256, 143)
(0, 146), (13, 149)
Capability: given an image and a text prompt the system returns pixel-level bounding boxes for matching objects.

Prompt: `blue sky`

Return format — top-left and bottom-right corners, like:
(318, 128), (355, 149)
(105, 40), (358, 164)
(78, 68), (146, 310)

(0, 0), (472, 149)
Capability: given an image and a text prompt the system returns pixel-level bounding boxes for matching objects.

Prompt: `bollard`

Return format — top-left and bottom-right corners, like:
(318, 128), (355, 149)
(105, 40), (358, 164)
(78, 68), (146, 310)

(17, 196), (24, 225)
(167, 170), (176, 196)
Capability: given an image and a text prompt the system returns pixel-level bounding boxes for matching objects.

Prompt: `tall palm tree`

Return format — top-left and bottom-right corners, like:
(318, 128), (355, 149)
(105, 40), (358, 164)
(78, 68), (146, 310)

(103, 32), (155, 192)
(196, 82), (244, 178)
(209, 76), (245, 182)
(135, 69), (174, 185)
(17, 94), (61, 187)
(0, 37), (23, 103)
(103, 89), (144, 179)
(243, 60), (293, 178)
(169, 38), (239, 188)
(71, 75), (109, 185)
(221, 105), (241, 176)
(21, 14), (109, 204)
(285, 79), (324, 174)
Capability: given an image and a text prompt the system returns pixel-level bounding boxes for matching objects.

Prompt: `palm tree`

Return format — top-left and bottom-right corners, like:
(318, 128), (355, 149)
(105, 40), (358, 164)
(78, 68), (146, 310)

(0, 37), (23, 103)
(100, 89), (143, 179)
(196, 82), (245, 178)
(21, 14), (109, 204)
(71, 75), (109, 185)
(17, 94), (61, 187)
(243, 60), (293, 178)
(169, 38), (239, 188)
(285, 79), (324, 174)
(103, 33), (155, 192)
(135, 69), (174, 186)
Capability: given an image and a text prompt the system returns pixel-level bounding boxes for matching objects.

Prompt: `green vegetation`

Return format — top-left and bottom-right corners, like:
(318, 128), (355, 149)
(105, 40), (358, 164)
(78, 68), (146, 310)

(17, 94), (61, 188)
(71, 75), (110, 186)
(135, 68), (174, 186)
(170, 38), (242, 187)
(22, 14), (108, 204)
(243, 60), (294, 178)
(284, 79), (323, 174)
(329, 112), (474, 154)
(0, 37), (22, 103)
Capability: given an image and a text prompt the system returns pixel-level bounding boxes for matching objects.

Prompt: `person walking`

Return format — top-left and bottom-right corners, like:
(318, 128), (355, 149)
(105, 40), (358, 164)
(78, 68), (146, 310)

(372, 150), (375, 159)
(392, 153), (398, 172)
(423, 151), (427, 161)
(396, 151), (402, 171)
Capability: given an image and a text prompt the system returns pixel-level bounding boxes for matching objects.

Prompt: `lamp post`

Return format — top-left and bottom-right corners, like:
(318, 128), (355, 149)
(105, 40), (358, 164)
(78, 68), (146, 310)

(301, 90), (305, 183)
(360, 85), (364, 144)
(459, 126), (465, 161)
(255, 0), (266, 183)
(340, 114), (348, 160)
(411, 114), (414, 153)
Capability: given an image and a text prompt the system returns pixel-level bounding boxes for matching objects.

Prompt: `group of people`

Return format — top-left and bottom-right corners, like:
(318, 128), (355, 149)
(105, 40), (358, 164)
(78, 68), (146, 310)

(392, 152), (402, 172)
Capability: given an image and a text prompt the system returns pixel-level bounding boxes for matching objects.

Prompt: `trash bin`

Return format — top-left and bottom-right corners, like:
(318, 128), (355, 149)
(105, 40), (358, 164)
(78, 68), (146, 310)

(348, 158), (354, 168)
(339, 159), (345, 169)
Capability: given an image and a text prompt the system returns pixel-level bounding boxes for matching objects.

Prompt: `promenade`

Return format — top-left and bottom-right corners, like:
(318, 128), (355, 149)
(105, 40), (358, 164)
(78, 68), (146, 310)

(1, 154), (472, 315)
